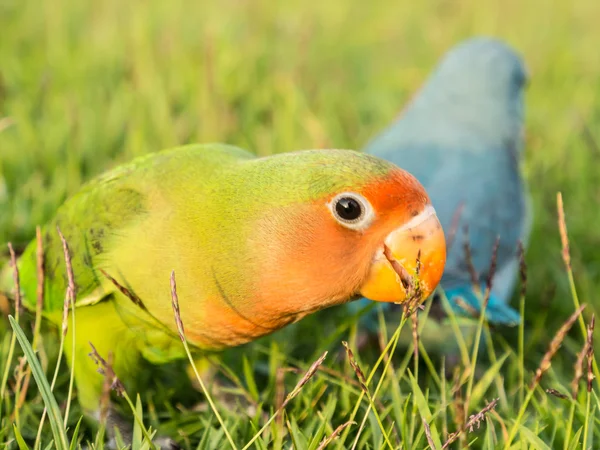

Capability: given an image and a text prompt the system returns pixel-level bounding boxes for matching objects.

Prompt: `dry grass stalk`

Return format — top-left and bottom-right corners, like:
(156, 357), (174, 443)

(545, 388), (568, 400)
(586, 315), (595, 392)
(411, 310), (419, 369)
(482, 237), (500, 309)
(423, 418), (437, 450)
(100, 269), (147, 311)
(442, 398), (499, 449)
(556, 192), (571, 270)
(170, 271), (237, 450)
(283, 351), (328, 408)
(13, 356), (27, 386)
(57, 226), (79, 426)
(383, 244), (413, 294)
(242, 352), (328, 450)
(316, 421), (356, 450)
(450, 369), (465, 447)
(89, 342), (125, 396)
(170, 271), (185, 342)
(531, 304), (586, 389)
(275, 367), (285, 429)
(383, 243), (424, 315)
(454, 297), (479, 319)
(461, 227), (480, 292)
(342, 341), (368, 393)
(12, 355), (28, 423)
(572, 317), (593, 398)
(56, 228), (75, 337)
(99, 351), (114, 425)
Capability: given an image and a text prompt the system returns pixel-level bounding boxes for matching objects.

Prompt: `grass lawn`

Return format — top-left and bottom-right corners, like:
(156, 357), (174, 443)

(1, 0), (600, 448)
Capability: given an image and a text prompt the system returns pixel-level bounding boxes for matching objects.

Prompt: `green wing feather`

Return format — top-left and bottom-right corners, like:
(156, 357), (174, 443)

(15, 163), (148, 319)
(9, 143), (254, 325)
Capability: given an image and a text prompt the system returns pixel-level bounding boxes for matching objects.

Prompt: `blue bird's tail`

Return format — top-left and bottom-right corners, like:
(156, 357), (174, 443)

(444, 284), (521, 326)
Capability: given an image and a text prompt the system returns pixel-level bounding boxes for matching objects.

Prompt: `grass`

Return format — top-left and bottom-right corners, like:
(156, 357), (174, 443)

(1, 0), (600, 448)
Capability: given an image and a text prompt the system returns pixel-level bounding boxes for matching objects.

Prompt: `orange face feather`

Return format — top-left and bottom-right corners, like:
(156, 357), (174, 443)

(250, 167), (446, 327)
(182, 166), (446, 350)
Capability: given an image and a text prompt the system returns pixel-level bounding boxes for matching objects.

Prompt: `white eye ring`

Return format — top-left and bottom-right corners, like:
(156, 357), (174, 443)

(327, 192), (375, 231)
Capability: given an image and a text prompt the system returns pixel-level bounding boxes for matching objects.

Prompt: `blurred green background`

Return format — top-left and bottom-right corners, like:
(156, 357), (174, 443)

(1, 0), (600, 447)
(2, 0), (599, 323)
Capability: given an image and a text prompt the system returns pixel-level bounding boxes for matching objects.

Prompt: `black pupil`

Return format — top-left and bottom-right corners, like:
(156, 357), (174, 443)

(335, 197), (362, 221)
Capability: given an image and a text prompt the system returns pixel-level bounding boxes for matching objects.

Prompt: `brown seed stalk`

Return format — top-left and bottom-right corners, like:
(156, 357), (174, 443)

(557, 192), (571, 270)
(442, 398), (499, 449)
(482, 236), (500, 310)
(383, 244), (412, 291)
(454, 297), (480, 320)
(99, 269), (147, 311)
(57, 227), (76, 337)
(317, 421), (356, 450)
(462, 226), (480, 292)
(88, 342), (125, 397)
(99, 351), (114, 425)
(586, 315), (595, 392)
(532, 304), (586, 389)
(170, 270), (185, 342)
(423, 418), (437, 450)
(572, 322), (592, 398)
(342, 341), (367, 393)
(411, 310), (419, 367)
(282, 351), (327, 408)
(450, 369), (465, 447)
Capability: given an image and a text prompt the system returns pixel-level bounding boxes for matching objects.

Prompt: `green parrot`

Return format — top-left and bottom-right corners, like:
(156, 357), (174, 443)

(1, 143), (446, 419)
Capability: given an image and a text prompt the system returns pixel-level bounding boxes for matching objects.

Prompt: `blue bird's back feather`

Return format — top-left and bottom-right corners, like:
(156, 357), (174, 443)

(355, 37), (531, 332)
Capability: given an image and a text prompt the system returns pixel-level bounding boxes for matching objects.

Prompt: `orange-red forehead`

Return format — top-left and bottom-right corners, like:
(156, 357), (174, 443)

(328, 167), (431, 224)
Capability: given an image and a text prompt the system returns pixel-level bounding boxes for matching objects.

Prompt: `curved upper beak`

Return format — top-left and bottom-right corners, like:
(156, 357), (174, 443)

(359, 205), (446, 304)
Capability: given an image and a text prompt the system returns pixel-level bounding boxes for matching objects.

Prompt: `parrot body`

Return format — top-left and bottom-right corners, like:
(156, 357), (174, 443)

(349, 37), (531, 334)
(2, 143), (446, 414)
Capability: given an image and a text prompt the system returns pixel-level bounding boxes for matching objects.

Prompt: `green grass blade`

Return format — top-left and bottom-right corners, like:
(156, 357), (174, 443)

(471, 352), (510, 406)
(8, 315), (69, 450)
(518, 425), (552, 450)
(68, 417), (84, 450)
(132, 393), (144, 450)
(13, 424), (31, 450)
(408, 372), (442, 449)
(567, 427), (583, 450)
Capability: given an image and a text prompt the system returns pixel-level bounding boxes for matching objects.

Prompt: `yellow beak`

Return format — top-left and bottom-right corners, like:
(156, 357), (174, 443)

(359, 205), (446, 304)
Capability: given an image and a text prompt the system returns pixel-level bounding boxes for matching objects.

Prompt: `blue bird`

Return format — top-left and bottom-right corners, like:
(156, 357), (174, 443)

(350, 37), (531, 330)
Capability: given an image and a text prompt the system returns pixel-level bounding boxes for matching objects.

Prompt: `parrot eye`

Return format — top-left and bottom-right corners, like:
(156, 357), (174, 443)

(329, 192), (375, 230)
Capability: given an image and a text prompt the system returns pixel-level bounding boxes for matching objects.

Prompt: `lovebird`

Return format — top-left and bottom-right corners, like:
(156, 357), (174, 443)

(1, 143), (446, 420)
(349, 37), (531, 334)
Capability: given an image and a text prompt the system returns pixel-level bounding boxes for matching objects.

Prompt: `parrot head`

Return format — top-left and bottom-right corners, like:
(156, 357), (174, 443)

(239, 149), (447, 322)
